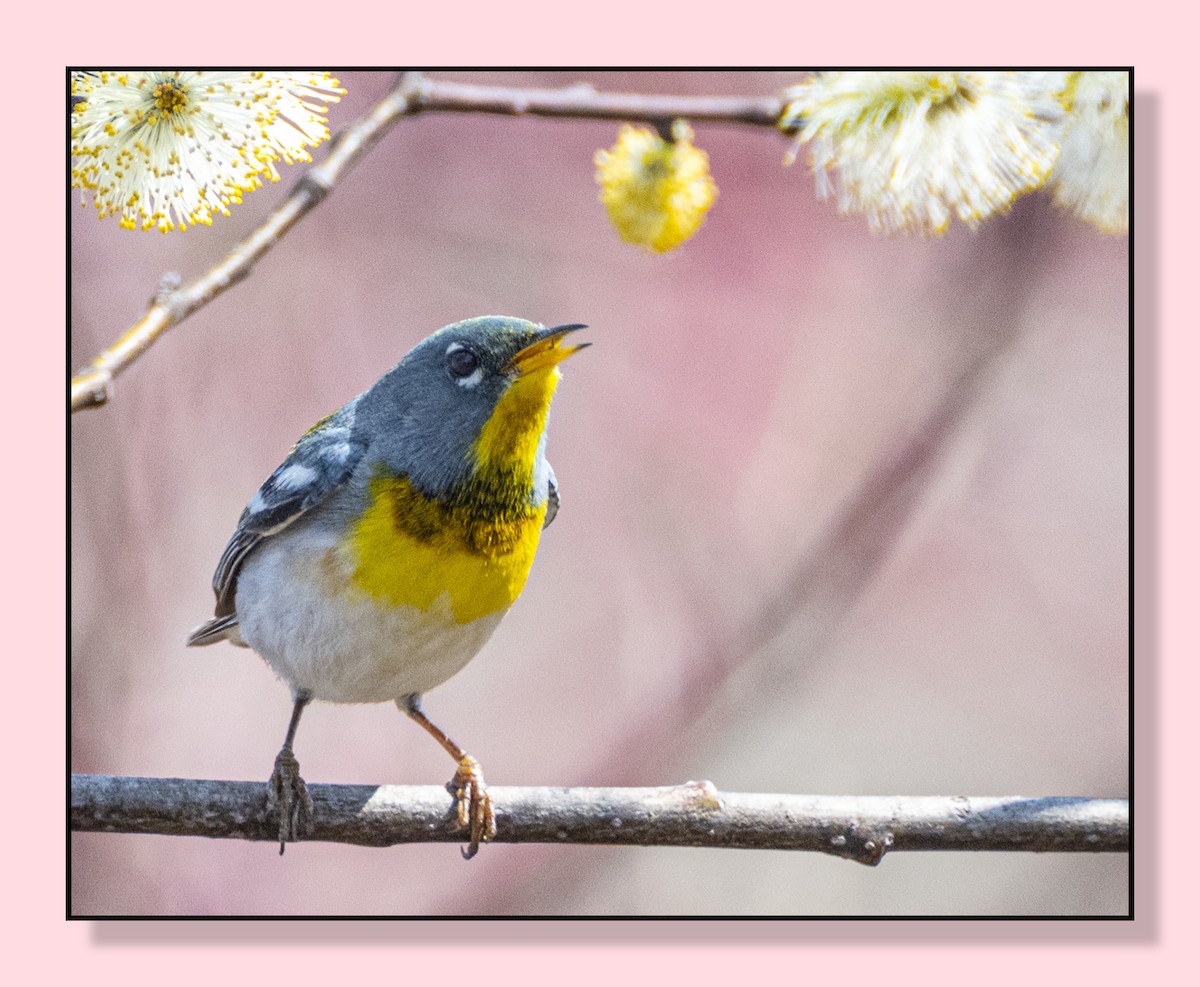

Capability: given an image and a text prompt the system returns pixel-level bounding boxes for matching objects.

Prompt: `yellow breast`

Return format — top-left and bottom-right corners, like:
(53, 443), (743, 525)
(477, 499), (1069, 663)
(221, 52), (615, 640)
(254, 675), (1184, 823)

(348, 361), (561, 626)
(347, 472), (546, 625)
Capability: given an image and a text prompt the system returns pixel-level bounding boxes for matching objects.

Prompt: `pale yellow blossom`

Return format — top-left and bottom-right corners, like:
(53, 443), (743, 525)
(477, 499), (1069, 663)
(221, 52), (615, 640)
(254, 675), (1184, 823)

(72, 71), (344, 232)
(781, 72), (1072, 233)
(1050, 72), (1129, 233)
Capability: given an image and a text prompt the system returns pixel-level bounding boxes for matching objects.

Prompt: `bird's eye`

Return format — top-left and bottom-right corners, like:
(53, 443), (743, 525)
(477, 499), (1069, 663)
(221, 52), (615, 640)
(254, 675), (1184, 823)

(447, 348), (479, 378)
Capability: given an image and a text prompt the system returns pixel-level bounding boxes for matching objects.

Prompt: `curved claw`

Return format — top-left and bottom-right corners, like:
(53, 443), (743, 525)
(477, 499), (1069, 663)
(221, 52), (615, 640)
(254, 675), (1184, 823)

(449, 755), (496, 860)
(266, 749), (313, 854)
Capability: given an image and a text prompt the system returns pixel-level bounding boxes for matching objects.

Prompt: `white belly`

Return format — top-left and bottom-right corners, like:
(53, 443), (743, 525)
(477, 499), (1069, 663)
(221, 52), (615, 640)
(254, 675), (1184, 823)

(233, 525), (507, 703)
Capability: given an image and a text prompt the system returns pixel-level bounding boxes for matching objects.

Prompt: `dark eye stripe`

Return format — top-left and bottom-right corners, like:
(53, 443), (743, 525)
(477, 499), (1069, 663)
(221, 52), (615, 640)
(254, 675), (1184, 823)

(447, 348), (479, 378)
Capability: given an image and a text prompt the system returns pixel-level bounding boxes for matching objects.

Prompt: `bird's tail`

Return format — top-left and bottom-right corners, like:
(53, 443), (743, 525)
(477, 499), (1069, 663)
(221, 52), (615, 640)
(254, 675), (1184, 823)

(186, 613), (242, 647)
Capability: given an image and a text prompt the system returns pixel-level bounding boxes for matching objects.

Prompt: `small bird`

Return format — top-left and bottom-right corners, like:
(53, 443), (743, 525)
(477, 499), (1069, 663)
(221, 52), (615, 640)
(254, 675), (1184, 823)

(188, 316), (589, 857)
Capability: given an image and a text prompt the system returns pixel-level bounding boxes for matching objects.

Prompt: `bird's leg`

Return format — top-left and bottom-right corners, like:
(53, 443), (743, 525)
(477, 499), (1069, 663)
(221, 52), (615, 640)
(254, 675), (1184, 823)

(265, 690), (314, 854)
(399, 694), (496, 859)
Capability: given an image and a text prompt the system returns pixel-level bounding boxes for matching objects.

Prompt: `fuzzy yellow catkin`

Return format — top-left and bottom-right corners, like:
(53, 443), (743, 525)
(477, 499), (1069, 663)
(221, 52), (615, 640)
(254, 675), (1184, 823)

(594, 121), (718, 252)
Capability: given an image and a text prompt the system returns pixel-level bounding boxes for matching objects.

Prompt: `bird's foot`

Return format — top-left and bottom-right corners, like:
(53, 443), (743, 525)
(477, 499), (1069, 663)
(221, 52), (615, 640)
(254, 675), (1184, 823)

(266, 749), (313, 855)
(449, 754), (496, 860)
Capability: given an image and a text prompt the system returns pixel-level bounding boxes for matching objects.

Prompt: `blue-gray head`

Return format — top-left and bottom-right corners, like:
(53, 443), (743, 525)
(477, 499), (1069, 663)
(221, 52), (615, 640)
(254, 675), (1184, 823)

(353, 316), (588, 501)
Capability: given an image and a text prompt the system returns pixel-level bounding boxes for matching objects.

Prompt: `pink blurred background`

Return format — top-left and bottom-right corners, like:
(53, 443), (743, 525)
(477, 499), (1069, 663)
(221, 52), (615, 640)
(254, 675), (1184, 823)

(70, 70), (1128, 915)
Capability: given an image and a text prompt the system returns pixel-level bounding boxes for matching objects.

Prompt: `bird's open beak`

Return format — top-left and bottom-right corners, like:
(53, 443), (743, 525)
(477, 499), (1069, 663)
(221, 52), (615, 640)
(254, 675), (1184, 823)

(503, 324), (590, 377)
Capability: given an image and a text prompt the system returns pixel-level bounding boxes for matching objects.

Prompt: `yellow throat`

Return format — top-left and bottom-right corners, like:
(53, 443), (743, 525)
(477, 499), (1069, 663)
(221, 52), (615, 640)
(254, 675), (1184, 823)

(347, 366), (561, 624)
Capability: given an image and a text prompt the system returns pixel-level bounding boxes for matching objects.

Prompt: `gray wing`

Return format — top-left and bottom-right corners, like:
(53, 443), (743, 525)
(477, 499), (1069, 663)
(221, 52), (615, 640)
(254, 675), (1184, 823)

(543, 462), (559, 529)
(210, 396), (366, 618)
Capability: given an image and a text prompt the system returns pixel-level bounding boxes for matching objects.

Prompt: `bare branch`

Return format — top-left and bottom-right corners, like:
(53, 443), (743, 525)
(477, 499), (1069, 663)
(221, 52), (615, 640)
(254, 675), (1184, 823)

(70, 74), (791, 412)
(412, 78), (785, 127)
(71, 774), (1127, 865)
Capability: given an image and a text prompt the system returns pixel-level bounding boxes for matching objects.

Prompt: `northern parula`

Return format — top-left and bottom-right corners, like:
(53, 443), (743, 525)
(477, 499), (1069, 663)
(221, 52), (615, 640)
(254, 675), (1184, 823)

(187, 316), (589, 857)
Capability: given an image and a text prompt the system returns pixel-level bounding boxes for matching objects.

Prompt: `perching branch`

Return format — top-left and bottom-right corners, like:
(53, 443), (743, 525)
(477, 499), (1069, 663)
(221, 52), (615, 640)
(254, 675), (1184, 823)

(70, 74), (790, 412)
(71, 774), (1127, 866)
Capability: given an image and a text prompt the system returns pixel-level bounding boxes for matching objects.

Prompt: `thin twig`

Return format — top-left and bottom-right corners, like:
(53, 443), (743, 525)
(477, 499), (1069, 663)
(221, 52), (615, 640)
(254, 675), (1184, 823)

(70, 74), (790, 413)
(413, 77), (785, 127)
(70, 774), (1127, 865)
